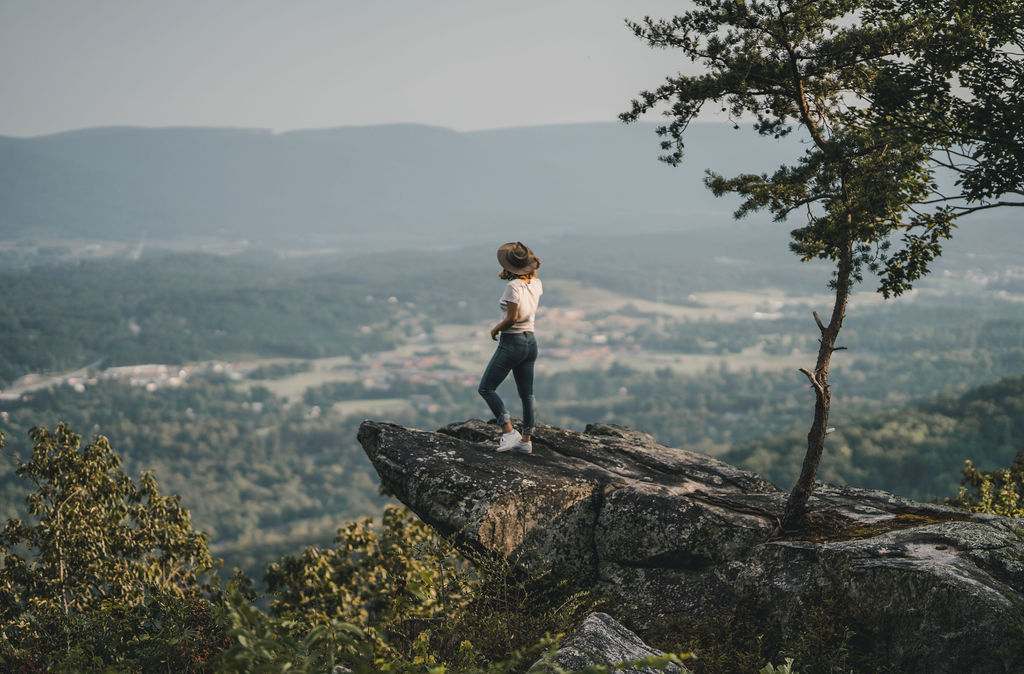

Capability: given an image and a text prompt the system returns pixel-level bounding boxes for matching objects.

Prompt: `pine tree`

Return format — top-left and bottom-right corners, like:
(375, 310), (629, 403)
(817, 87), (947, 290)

(622, 0), (1023, 528)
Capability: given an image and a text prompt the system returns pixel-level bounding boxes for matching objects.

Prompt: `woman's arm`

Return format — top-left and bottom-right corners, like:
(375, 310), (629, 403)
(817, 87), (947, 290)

(490, 302), (518, 340)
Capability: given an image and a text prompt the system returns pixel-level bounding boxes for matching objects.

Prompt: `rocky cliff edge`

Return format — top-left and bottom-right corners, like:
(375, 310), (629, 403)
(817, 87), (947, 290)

(358, 418), (1024, 673)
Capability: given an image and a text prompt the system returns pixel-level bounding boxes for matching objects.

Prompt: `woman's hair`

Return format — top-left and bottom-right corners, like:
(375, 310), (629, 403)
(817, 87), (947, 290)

(498, 269), (536, 280)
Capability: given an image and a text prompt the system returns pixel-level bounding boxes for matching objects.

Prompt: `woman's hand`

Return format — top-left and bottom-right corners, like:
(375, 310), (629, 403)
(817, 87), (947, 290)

(491, 302), (519, 340)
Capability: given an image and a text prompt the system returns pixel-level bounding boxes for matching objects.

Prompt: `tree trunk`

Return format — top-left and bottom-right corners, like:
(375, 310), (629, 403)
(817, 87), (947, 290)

(781, 239), (854, 529)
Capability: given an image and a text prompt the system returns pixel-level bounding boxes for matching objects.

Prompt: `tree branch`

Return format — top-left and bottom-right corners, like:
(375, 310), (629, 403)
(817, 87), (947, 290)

(774, 6), (829, 150)
(952, 201), (1024, 214)
(799, 367), (825, 395)
(813, 310), (827, 334)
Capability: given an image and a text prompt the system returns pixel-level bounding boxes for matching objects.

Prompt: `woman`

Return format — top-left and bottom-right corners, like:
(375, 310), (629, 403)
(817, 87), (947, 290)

(478, 241), (543, 454)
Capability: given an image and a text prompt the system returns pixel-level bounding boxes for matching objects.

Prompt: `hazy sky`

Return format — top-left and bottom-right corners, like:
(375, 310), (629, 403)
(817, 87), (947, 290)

(0, 0), (704, 138)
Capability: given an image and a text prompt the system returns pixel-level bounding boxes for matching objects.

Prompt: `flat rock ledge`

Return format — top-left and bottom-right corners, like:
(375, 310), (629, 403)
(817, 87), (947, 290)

(358, 419), (1024, 673)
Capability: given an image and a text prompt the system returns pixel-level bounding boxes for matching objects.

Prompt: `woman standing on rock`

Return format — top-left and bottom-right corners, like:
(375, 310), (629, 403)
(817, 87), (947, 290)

(478, 241), (543, 454)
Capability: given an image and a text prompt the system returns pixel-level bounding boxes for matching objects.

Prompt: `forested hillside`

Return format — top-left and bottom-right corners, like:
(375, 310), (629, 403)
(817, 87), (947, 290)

(0, 378), (389, 575)
(3, 220), (1020, 384)
(726, 375), (1024, 501)
(0, 231), (826, 386)
(0, 255), (399, 385)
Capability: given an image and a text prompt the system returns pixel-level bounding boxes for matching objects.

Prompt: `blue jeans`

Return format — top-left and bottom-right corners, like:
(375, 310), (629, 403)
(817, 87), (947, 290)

(478, 332), (537, 436)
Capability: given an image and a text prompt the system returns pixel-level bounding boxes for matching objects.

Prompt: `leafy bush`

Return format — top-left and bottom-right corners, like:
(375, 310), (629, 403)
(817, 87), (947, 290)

(949, 450), (1024, 517)
(265, 505), (474, 661)
(217, 585), (376, 673)
(1, 593), (228, 673)
(262, 504), (599, 670)
(0, 424), (226, 671)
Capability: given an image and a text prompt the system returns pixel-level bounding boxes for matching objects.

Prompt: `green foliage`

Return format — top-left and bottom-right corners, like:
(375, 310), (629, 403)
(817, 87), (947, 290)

(265, 505), (473, 660)
(438, 550), (598, 669)
(1, 593), (228, 673)
(0, 423), (215, 618)
(622, 0), (1020, 298)
(217, 585), (377, 673)
(221, 582), (571, 674)
(0, 423), (225, 671)
(234, 533), (689, 672)
(263, 504), (600, 669)
(949, 451), (1024, 518)
(759, 659), (796, 674)
(865, 0), (1024, 205)
(224, 583), (640, 674)
(622, 2), (918, 295)
(530, 651), (692, 674)
(0, 378), (391, 578)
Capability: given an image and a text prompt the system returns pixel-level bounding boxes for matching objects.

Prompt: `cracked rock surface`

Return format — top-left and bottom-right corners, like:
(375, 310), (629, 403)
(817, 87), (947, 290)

(358, 419), (1024, 673)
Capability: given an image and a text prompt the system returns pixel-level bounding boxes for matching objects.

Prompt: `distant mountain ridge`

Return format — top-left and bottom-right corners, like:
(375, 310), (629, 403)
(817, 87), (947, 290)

(0, 122), (792, 248)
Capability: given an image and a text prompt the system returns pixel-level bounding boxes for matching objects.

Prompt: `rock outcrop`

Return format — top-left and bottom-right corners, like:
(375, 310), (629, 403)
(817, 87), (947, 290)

(358, 419), (1024, 673)
(528, 612), (685, 674)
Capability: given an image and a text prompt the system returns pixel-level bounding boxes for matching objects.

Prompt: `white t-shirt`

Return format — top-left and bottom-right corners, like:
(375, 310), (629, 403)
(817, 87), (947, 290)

(500, 278), (543, 333)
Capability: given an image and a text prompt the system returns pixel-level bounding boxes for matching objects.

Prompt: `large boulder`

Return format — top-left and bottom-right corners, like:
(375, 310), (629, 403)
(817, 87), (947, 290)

(358, 419), (1024, 673)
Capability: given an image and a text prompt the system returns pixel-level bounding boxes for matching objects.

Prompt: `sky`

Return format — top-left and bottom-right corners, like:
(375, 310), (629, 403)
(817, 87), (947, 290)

(0, 0), (704, 138)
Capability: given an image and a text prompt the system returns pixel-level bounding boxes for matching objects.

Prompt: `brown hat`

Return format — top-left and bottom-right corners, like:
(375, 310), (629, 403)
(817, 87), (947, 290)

(497, 241), (539, 275)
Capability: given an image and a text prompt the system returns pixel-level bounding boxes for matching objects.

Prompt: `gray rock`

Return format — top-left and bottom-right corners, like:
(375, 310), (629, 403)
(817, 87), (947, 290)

(528, 612), (686, 674)
(358, 419), (1024, 673)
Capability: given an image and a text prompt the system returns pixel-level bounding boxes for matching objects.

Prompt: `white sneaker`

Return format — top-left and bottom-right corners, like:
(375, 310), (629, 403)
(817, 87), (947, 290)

(510, 440), (532, 454)
(496, 430), (523, 452)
